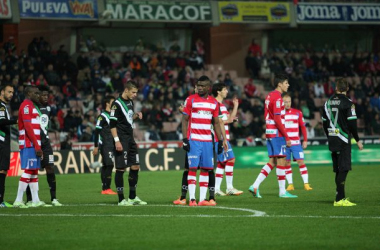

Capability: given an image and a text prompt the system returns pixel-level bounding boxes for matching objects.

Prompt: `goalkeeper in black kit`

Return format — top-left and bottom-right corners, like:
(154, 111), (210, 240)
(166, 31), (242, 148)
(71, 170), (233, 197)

(322, 78), (363, 207)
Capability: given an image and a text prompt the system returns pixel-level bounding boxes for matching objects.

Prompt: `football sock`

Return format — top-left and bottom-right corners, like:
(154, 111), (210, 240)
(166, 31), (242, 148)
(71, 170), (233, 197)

(29, 170), (40, 203)
(101, 166), (106, 190)
(199, 171), (209, 202)
(285, 164), (293, 184)
(187, 170), (197, 201)
(208, 170), (215, 200)
(335, 171), (348, 202)
(180, 170), (188, 200)
(299, 164), (309, 184)
(115, 170), (125, 202)
(0, 173), (6, 203)
(215, 162), (225, 191)
(15, 170), (32, 202)
(128, 169), (138, 199)
(253, 163), (273, 189)
(104, 165), (113, 190)
(47, 173), (56, 200)
(225, 160), (234, 190)
(276, 166), (286, 196)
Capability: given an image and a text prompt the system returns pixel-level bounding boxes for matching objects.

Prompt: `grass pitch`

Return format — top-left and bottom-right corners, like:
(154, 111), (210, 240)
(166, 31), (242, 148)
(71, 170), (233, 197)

(1, 165), (379, 250)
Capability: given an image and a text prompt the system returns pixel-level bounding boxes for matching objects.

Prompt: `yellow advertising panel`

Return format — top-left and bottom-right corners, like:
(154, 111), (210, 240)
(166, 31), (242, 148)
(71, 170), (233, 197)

(218, 1), (290, 23)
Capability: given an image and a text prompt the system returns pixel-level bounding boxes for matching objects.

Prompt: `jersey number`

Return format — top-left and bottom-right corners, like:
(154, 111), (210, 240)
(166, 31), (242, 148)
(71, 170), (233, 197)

(329, 108), (339, 127)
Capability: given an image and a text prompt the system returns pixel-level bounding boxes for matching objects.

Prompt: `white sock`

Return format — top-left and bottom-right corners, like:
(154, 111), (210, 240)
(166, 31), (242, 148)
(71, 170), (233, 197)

(187, 171), (197, 200)
(253, 163), (273, 189)
(277, 166), (286, 196)
(225, 161), (234, 190)
(215, 163), (224, 191)
(15, 171), (31, 202)
(285, 165), (293, 184)
(299, 164), (309, 184)
(199, 172), (209, 202)
(29, 175), (40, 203)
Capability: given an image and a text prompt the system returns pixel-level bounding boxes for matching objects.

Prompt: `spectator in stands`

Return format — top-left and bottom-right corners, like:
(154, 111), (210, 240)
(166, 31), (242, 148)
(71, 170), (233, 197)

(194, 38), (205, 57)
(314, 82), (325, 97)
(244, 78), (258, 98)
(248, 39), (262, 57)
(98, 52), (112, 70)
(111, 72), (123, 93)
(170, 40), (181, 52)
(92, 71), (106, 93)
(371, 114), (380, 135)
(45, 64), (60, 86)
(134, 39), (144, 52)
(305, 123), (315, 139)
(324, 80), (335, 97)
(314, 122), (325, 137)
(370, 92), (380, 112)
(35, 74), (48, 86)
(144, 124), (161, 141)
(129, 57), (142, 77)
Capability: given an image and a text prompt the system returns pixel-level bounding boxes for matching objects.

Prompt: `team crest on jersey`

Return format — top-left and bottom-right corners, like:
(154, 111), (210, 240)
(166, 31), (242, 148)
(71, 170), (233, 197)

(40, 114), (49, 129)
(0, 107), (5, 111)
(24, 106), (29, 114)
(112, 105), (117, 110)
(276, 100), (280, 108)
(47, 106), (51, 112)
(0, 111), (4, 116)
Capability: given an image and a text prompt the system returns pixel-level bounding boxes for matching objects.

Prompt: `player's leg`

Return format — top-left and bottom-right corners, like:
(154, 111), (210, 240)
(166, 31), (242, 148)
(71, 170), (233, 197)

(215, 161), (225, 195)
(101, 148), (116, 195)
(187, 140), (201, 206)
(198, 142), (215, 206)
(173, 153), (189, 205)
(208, 143), (216, 202)
(43, 145), (62, 204)
(285, 147), (294, 191)
(249, 139), (275, 196)
(126, 140), (146, 205)
(0, 146), (13, 207)
(296, 159), (312, 190)
(0, 169), (11, 207)
(333, 147), (355, 206)
(114, 145), (129, 205)
(224, 142), (243, 195)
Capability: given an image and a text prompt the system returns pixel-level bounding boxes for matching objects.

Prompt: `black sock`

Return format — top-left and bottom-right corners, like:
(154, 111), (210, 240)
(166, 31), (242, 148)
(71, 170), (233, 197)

(0, 173), (6, 203)
(105, 165), (113, 190)
(101, 167), (106, 190)
(128, 169), (138, 199)
(180, 171), (188, 200)
(115, 171), (125, 202)
(47, 173), (56, 201)
(335, 171), (348, 202)
(208, 170), (215, 200)
(26, 185), (32, 202)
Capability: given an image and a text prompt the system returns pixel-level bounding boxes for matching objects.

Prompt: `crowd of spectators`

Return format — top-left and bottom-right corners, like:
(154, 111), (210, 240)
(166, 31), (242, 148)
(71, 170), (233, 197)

(0, 35), (379, 149)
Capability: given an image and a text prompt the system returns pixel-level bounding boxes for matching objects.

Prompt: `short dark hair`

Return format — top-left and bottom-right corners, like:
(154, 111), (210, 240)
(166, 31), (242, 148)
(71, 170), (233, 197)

(0, 83), (14, 93)
(282, 93), (291, 99)
(197, 75), (211, 84)
(273, 73), (288, 88)
(24, 85), (37, 96)
(103, 95), (115, 109)
(336, 77), (349, 92)
(212, 83), (227, 97)
(125, 80), (138, 90)
(38, 85), (50, 93)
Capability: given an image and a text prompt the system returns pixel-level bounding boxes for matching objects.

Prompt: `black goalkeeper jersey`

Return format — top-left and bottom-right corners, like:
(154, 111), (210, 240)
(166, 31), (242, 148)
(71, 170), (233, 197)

(39, 105), (51, 147)
(110, 96), (134, 136)
(0, 101), (16, 145)
(322, 94), (357, 152)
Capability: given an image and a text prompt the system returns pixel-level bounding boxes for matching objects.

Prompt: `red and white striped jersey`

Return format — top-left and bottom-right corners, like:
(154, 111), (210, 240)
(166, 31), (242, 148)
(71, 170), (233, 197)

(183, 94), (219, 142)
(285, 108), (306, 146)
(264, 90), (286, 138)
(18, 99), (41, 150)
(215, 103), (230, 142)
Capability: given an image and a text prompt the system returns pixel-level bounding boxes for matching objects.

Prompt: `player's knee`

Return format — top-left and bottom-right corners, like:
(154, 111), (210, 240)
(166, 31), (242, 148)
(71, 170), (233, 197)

(131, 165), (140, 171)
(116, 169), (125, 172)
(297, 160), (304, 166)
(45, 165), (54, 174)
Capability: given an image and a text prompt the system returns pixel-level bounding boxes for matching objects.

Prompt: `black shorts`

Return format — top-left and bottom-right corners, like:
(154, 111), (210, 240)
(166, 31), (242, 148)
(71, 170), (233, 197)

(114, 136), (139, 169)
(100, 145), (114, 166)
(331, 144), (352, 173)
(0, 143), (10, 171)
(41, 143), (54, 168)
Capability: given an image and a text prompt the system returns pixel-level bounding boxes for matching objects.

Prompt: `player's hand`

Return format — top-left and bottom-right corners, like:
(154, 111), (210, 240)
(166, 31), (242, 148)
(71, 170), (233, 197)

(217, 141), (223, 154)
(233, 117), (239, 122)
(178, 104), (184, 113)
(136, 112), (143, 119)
(92, 147), (99, 156)
(357, 141), (363, 150)
(286, 138), (292, 147)
(232, 98), (239, 107)
(115, 141), (123, 152)
(302, 141), (308, 149)
(35, 149), (43, 157)
(182, 138), (190, 152)
(223, 139), (228, 153)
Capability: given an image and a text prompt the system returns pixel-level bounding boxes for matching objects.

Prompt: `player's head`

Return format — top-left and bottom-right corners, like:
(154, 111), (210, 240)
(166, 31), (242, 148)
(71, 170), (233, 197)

(283, 94), (291, 110)
(0, 83), (14, 103)
(274, 73), (289, 93)
(336, 77), (349, 93)
(103, 95), (115, 111)
(123, 80), (138, 100)
(38, 85), (49, 106)
(212, 83), (228, 99)
(196, 75), (211, 97)
(24, 85), (40, 103)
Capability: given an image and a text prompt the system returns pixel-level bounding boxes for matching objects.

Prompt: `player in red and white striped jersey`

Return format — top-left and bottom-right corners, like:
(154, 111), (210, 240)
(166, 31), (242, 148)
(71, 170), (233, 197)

(212, 83), (243, 196)
(13, 86), (47, 208)
(283, 95), (312, 191)
(248, 73), (297, 198)
(182, 76), (228, 206)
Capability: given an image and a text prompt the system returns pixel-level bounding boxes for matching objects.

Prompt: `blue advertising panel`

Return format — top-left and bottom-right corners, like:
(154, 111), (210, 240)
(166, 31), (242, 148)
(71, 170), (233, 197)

(19, 0), (98, 20)
(297, 3), (380, 24)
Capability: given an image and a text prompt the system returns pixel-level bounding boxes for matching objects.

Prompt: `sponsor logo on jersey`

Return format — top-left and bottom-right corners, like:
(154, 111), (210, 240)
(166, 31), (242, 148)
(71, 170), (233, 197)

(276, 100), (280, 108)
(24, 106), (29, 114)
(0, 111), (4, 116)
